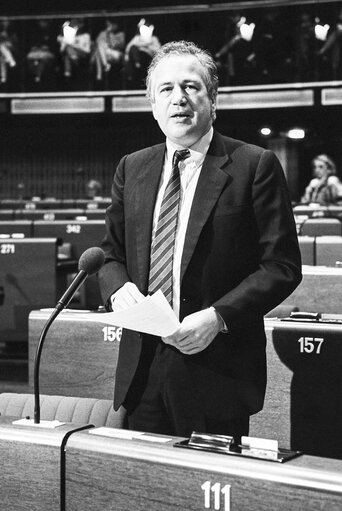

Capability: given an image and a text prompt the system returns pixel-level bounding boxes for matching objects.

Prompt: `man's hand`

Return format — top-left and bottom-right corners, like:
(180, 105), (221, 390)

(162, 308), (223, 355)
(110, 282), (145, 312)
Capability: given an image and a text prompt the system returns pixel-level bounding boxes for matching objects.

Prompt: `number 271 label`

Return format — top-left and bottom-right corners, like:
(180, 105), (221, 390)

(0, 243), (15, 254)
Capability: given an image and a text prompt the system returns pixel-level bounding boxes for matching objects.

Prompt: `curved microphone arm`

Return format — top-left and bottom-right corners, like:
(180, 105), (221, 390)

(33, 308), (60, 424)
(33, 246), (105, 424)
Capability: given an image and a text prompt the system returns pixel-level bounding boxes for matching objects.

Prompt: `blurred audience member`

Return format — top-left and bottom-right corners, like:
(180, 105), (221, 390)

(123, 18), (161, 88)
(301, 154), (342, 205)
(86, 179), (102, 199)
(93, 19), (125, 82)
(0, 18), (18, 86)
(57, 18), (91, 86)
(294, 12), (317, 81)
(318, 8), (342, 80)
(215, 12), (255, 85)
(252, 8), (292, 83)
(27, 19), (56, 87)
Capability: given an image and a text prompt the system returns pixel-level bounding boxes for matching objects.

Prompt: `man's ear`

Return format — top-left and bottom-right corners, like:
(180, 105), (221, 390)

(151, 101), (157, 120)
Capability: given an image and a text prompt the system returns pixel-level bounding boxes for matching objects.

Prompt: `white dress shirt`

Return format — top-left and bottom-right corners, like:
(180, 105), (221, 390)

(151, 127), (213, 318)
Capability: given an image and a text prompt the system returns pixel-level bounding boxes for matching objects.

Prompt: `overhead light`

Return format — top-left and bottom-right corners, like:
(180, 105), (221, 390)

(315, 18), (330, 41)
(62, 21), (77, 45)
(259, 126), (272, 137)
(284, 128), (305, 140)
(240, 21), (255, 41)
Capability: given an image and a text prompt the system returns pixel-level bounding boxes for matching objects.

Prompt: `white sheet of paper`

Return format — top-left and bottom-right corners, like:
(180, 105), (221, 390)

(74, 290), (180, 337)
(89, 427), (172, 443)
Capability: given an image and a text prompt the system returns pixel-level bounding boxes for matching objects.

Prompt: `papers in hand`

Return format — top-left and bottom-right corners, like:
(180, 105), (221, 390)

(89, 290), (180, 337)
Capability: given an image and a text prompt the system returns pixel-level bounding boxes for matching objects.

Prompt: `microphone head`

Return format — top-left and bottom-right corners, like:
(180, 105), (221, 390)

(78, 247), (105, 275)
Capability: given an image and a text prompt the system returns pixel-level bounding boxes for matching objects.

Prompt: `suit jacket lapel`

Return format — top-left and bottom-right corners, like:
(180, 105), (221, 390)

(180, 132), (232, 282)
(134, 144), (165, 291)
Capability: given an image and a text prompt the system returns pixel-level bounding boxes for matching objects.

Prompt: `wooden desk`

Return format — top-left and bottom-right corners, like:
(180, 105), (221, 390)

(283, 265), (342, 314)
(250, 318), (342, 459)
(65, 428), (342, 511)
(0, 416), (90, 511)
(28, 310), (121, 399)
(32, 219), (105, 259)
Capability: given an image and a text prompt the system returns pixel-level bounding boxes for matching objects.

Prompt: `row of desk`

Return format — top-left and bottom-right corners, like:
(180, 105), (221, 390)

(1, 219), (342, 267)
(0, 208), (107, 221)
(0, 219), (106, 259)
(294, 205), (342, 218)
(1, 205), (342, 508)
(0, 198), (111, 210)
(298, 236), (342, 266)
(1, 412), (342, 511)
(28, 305), (342, 460)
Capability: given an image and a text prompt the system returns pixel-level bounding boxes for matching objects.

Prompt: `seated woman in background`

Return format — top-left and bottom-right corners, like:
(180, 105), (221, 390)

(301, 154), (342, 205)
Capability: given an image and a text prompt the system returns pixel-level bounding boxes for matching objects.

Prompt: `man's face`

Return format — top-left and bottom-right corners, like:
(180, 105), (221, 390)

(151, 55), (215, 148)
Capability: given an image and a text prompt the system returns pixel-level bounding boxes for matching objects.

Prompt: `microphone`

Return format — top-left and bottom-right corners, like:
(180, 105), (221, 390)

(56, 246), (105, 311)
(33, 247), (105, 423)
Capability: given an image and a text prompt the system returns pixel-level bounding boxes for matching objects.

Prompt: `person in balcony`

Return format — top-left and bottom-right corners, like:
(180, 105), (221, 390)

(57, 18), (91, 87)
(215, 12), (255, 85)
(26, 19), (57, 88)
(317, 8), (342, 80)
(93, 19), (125, 83)
(123, 18), (161, 89)
(293, 12), (317, 82)
(0, 19), (18, 87)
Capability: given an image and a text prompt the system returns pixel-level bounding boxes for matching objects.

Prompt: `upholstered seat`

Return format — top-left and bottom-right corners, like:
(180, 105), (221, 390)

(0, 393), (126, 428)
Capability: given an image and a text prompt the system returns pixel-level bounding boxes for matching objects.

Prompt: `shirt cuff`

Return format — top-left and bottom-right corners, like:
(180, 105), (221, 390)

(209, 306), (229, 333)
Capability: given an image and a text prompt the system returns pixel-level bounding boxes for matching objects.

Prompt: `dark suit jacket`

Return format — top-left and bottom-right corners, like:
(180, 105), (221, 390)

(99, 130), (302, 421)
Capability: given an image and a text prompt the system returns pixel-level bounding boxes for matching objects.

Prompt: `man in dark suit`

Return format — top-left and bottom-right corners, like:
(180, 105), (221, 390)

(99, 40), (302, 440)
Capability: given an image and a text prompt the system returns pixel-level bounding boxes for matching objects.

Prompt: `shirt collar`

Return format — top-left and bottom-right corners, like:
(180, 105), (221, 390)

(166, 127), (214, 166)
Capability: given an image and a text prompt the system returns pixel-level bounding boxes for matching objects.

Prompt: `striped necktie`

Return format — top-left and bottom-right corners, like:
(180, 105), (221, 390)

(148, 148), (190, 307)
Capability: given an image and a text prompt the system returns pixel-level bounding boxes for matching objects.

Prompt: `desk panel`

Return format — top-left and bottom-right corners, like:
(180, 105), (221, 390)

(300, 218), (342, 236)
(0, 238), (57, 344)
(28, 310), (120, 399)
(283, 266), (342, 314)
(297, 236), (315, 265)
(65, 429), (342, 511)
(0, 220), (33, 237)
(250, 318), (342, 459)
(316, 236), (342, 266)
(0, 209), (15, 220)
(0, 416), (89, 511)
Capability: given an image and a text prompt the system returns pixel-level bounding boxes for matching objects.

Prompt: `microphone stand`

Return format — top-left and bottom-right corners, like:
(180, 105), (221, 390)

(33, 307), (60, 423)
(33, 270), (87, 423)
